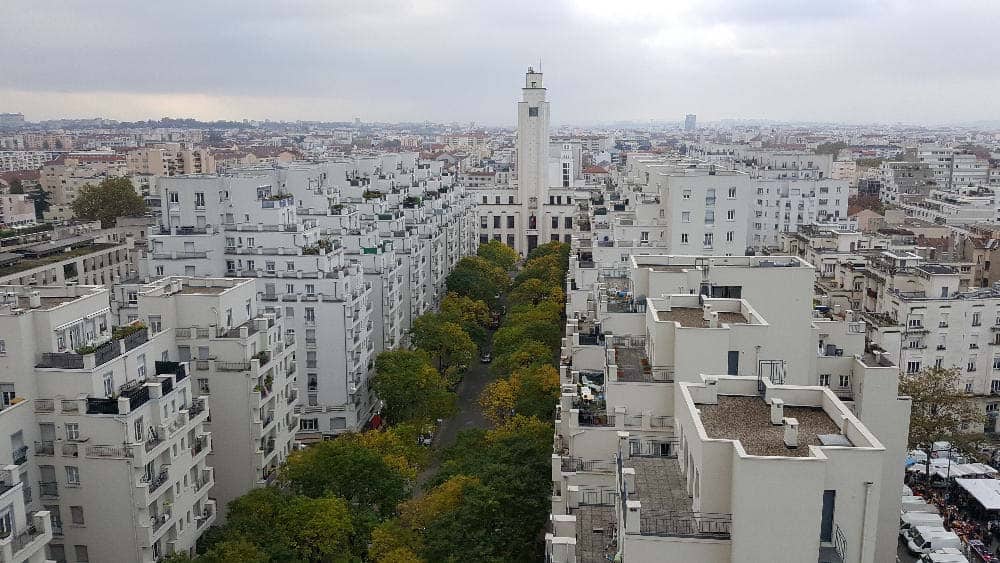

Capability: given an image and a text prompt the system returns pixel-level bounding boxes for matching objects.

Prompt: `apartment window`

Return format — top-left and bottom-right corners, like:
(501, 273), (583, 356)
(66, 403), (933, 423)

(70, 506), (85, 525)
(307, 374), (318, 391)
(265, 261), (275, 273)
(300, 418), (318, 431)
(838, 375), (850, 388)
(493, 216), (501, 228)
(528, 106), (539, 117)
(551, 216), (559, 229)
(247, 237), (255, 247)
(704, 210), (715, 225)
(507, 216), (515, 228)
(126, 291), (138, 304)
(306, 351), (317, 368)
(906, 361), (921, 374)
(681, 211), (691, 223)
(935, 358), (944, 369)
(136, 354), (146, 379)
(148, 315), (162, 334)
(726, 231), (734, 242)
(973, 311), (982, 326)
(482, 196), (488, 204)
(194, 192), (205, 207)
(728, 187), (737, 198)
(480, 217), (487, 229)
(480, 234), (488, 244)
(703, 233), (714, 248)
(993, 356), (1000, 370)
(65, 466), (80, 486)
(495, 196), (500, 204)
(103, 373), (114, 398)
(818, 374), (830, 387)
(75, 545), (89, 562)
(550, 234), (559, 242)
(305, 284), (315, 295)
(680, 233), (689, 244)
(682, 189), (691, 200)
(304, 308), (315, 322)
(508, 196), (515, 204)
(969, 358), (978, 372)
(198, 378), (210, 393)
(727, 209), (735, 221)
(993, 380), (1000, 393)
(168, 192), (179, 203)
(66, 423), (80, 441)
(507, 234), (516, 246)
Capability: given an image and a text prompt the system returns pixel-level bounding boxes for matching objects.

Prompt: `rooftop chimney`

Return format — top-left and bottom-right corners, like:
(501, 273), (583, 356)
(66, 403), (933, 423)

(28, 291), (41, 309)
(770, 398), (785, 425)
(783, 417), (799, 448)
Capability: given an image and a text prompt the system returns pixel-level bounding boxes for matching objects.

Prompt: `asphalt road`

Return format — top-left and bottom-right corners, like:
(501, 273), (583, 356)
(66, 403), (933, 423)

(413, 354), (496, 494)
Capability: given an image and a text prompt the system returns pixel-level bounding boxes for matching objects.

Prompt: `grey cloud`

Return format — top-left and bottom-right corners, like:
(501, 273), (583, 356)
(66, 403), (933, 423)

(1, 0), (999, 124)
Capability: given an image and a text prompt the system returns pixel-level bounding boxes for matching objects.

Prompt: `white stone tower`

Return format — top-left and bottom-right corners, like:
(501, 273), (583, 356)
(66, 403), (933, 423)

(516, 66), (549, 253)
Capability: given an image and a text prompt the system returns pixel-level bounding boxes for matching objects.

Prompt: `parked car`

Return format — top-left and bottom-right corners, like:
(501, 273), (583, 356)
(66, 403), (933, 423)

(480, 352), (492, 363)
(920, 547), (969, 563)
(906, 526), (961, 555)
(900, 512), (944, 537)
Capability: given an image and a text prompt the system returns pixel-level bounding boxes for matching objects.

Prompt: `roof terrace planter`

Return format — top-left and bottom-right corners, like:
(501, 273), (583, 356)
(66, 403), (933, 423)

(37, 353), (84, 370)
(155, 361), (186, 381)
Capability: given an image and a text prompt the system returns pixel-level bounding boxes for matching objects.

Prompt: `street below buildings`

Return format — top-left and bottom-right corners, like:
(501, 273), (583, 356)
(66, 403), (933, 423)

(414, 338), (498, 494)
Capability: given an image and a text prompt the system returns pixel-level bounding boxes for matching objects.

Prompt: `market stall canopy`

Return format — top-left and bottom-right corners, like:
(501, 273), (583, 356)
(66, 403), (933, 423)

(956, 478), (1000, 511)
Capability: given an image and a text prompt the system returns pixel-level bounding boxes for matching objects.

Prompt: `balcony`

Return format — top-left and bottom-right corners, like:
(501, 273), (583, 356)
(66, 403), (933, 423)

(142, 467), (170, 493)
(12, 446), (27, 466)
(33, 441), (54, 457)
(188, 398), (206, 418)
(192, 435), (209, 457)
(38, 481), (58, 499)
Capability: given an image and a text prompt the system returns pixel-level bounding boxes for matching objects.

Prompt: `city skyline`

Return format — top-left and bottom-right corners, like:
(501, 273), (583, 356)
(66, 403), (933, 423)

(3, 0), (1000, 126)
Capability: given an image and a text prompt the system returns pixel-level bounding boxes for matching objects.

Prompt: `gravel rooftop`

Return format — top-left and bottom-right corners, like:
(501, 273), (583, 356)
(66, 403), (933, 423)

(697, 395), (844, 457)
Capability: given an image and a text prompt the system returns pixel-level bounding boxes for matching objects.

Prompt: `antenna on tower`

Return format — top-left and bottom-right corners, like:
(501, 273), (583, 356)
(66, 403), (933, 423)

(538, 59), (542, 72)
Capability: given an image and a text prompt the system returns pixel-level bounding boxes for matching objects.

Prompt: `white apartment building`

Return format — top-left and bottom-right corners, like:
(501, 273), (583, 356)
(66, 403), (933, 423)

(918, 145), (990, 190)
(548, 254), (910, 563)
(0, 285), (213, 562)
(625, 156), (751, 255)
(148, 156), (477, 437)
(750, 178), (849, 250)
(135, 277), (298, 520)
(859, 251), (1000, 429)
(877, 161), (935, 205)
(896, 187), (998, 226)
(0, 152), (55, 173)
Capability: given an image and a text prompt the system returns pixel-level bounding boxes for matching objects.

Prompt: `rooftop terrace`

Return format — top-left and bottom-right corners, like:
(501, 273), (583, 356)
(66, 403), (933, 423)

(697, 396), (844, 457)
(655, 307), (746, 327)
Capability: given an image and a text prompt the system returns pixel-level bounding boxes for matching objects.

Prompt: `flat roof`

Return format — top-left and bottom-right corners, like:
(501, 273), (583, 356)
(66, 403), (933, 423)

(655, 307), (746, 327)
(697, 395), (845, 457)
(176, 286), (229, 295)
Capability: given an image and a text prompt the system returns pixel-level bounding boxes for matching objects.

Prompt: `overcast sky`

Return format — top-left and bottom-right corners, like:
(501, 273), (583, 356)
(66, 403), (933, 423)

(2, 0), (998, 126)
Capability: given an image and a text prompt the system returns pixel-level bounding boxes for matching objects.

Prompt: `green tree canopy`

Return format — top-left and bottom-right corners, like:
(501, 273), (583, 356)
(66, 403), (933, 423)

(899, 366), (984, 452)
(508, 277), (565, 308)
(492, 340), (553, 377)
(445, 257), (510, 308)
(411, 314), (477, 384)
(70, 177), (147, 227)
(281, 439), (409, 517)
(439, 293), (491, 348)
(372, 350), (456, 425)
(477, 240), (518, 271)
(7, 179), (24, 194)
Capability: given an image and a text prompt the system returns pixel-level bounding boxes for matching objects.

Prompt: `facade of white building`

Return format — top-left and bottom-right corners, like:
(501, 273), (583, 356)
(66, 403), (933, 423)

(547, 253), (910, 563)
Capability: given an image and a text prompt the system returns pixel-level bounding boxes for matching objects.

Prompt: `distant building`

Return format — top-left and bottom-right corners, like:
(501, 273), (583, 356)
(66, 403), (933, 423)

(0, 113), (25, 127)
(684, 114), (697, 131)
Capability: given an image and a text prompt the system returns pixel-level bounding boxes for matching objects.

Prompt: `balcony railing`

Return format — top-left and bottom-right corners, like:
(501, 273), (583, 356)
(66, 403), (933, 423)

(561, 458), (616, 473)
(188, 398), (206, 418)
(578, 412), (615, 427)
(38, 481), (58, 498)
(143, 467), (170, 493)
(8, 524), (43, 555)
(638, 512), (732, 539)
(192, 435), (208, 456)
(33, 441), (54, 456)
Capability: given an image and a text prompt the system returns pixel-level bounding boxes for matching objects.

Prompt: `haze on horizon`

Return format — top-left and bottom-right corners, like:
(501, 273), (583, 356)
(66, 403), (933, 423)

(2, 0), (998, 127)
